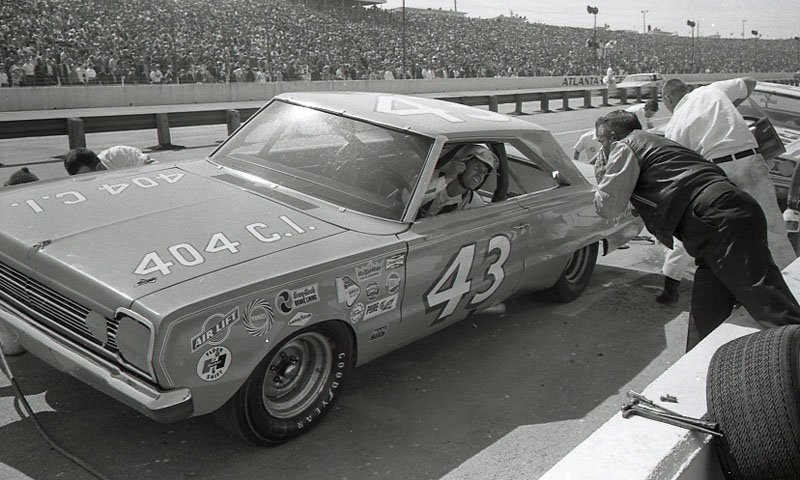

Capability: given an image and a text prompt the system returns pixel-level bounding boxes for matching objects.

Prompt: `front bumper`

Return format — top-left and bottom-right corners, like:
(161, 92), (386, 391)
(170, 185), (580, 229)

(0, 299), (193, 423)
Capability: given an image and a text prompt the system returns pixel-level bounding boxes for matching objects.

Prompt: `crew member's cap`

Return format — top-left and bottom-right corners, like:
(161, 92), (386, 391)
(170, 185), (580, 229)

(4, 167), (39, 186)
(453, 144), (499, 173)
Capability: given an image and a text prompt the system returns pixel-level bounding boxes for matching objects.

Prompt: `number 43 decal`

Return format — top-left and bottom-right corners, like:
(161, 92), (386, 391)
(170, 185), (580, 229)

(425, 235), (510, 324)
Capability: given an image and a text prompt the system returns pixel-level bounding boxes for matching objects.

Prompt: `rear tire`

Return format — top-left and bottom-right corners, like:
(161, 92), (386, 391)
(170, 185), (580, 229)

(540, 243), (598, 303)
(706, 325), (800, 479)
(215, 322), (354, 446)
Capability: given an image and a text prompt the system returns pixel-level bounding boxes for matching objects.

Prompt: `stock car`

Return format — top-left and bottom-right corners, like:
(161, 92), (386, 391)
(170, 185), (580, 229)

(737, 81), (800, 207)
(614, 72), (665, 98)
(0, 92), (641, 445)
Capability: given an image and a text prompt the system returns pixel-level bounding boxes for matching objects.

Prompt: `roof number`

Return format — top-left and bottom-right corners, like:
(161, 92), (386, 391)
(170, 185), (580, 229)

(375, 96), (510, 124)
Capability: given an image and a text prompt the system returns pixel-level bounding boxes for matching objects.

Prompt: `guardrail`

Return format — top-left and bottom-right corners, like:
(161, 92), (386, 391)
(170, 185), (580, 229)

(3, 78), (797, 152)
(0, 85), (655, 152)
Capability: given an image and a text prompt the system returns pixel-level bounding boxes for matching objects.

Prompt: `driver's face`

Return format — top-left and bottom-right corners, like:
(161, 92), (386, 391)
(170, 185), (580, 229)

(461, 158), (490, 191)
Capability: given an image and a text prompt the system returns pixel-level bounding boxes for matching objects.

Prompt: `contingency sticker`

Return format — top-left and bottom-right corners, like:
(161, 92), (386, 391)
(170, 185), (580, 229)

(190, 307), (240, 352)
(197, 346), (231, 382)
(275, 284), (319, 315)
(243, 298), (274, 340)
(336, 276), (361, 307)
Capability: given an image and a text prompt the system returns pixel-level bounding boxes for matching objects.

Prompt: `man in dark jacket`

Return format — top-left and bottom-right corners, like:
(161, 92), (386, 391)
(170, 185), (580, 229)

(593, 110), (800, 350)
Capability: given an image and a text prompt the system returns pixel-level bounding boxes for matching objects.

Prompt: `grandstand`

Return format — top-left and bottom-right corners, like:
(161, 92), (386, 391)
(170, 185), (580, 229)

(0, 0), (796, 88)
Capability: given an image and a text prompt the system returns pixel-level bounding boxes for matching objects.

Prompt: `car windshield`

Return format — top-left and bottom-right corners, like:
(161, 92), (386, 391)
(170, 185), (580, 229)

(212, 100), (434, 221)
(743, 87), (800, 131)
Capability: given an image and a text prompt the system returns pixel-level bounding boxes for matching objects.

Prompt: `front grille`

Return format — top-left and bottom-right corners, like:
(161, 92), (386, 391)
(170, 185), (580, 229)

(0, 260), (120, 356)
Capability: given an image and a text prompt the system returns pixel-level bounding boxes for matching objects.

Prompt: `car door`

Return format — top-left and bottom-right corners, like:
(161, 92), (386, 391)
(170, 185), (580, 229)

(393, 145), (530, 347)
(500, 139), (597, 291)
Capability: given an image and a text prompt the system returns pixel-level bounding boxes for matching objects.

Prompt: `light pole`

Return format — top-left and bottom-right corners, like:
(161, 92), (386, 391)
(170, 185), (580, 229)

(751, 30), (760, 73)
(587, 5), (599, 64)
(687, 20), (696, 72)
(641, 10), (648, 34)
(742, 19), (746, 39)
(402, 0), (407, 79)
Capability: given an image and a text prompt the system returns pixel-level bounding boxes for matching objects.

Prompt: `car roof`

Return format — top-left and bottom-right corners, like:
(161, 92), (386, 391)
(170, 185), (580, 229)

(755, 81), (800, 98)
(272, 92), (548, 138)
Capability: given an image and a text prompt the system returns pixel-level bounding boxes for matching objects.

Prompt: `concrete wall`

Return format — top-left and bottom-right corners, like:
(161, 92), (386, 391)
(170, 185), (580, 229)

(537, 258), (800, 480)
(1, 72), (794, 112)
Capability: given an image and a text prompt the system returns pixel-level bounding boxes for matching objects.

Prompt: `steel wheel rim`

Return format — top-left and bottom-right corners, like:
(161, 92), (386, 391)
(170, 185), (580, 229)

(262, 331), (333, 419)
(563, 247), (588, 283)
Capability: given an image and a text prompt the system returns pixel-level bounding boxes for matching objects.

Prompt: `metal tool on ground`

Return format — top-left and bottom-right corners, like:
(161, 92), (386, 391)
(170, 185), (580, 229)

(621, 390), (722, 437)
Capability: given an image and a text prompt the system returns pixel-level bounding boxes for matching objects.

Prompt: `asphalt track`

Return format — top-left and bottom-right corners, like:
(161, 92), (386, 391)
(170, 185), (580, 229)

(0, 99), (686, 480)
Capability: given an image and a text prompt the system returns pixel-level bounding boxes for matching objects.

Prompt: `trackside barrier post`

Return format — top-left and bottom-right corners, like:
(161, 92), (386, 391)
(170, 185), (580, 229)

(634, 86), (643, 103)
(559, 91), (572, 111)
(488, 96), (498, 112)
(226, 110), (241, 135)
(149, 113), (185, 151)
(539, 93), (551, 113)
(582, 90), (594, 109)
(619, 88), (629, 105)
(67, 117), (86, 150)
(513, 95), (525, 115)
(601, 88), (610, 106)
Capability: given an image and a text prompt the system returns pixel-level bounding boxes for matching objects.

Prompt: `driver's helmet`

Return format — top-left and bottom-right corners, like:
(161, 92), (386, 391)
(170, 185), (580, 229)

(452, 144), (499, 173)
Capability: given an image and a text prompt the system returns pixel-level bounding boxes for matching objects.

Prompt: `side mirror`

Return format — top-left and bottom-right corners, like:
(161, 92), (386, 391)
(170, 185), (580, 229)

(552, 170), (570, 186)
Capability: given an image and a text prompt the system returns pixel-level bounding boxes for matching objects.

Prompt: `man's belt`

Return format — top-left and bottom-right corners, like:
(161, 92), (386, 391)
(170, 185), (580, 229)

(710, 147), (760, 164)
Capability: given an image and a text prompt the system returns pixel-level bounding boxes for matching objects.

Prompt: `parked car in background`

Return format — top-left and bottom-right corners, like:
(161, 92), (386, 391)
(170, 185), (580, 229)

(738, 81), (800, 208)
(614, 73), (665, 98)
(0, 93), (641, 446)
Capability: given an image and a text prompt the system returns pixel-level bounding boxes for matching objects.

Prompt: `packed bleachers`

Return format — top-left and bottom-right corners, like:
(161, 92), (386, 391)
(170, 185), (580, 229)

(1, 0), (797, 87)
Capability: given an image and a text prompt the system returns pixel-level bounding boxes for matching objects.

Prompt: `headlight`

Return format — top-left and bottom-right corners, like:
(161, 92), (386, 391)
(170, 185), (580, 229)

(116, 312), (155, 379)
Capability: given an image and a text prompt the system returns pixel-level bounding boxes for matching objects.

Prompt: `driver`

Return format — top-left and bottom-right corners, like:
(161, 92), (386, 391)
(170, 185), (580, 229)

(420, 144), (499, 217)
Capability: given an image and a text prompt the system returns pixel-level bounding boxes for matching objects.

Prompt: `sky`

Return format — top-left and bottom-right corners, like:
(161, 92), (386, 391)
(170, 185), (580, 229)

(378, 0), (800, 39)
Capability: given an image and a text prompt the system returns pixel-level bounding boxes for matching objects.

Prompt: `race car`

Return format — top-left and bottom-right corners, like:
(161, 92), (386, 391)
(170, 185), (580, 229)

(737, 81), (800, 208)
(0, 92), (641, 445)
(613, 72), (665, 99)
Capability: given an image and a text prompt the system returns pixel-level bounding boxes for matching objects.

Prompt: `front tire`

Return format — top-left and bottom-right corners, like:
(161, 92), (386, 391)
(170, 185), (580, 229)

(216, 322), (354, 446)
(539, 243), (598, 302)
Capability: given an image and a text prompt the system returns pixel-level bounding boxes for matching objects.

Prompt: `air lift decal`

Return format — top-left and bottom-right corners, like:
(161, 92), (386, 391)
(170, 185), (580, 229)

(191, 307), (240, 352)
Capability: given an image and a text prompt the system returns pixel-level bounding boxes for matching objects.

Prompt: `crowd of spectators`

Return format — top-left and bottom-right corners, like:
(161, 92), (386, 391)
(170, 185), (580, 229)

(1, 0), (798, 88)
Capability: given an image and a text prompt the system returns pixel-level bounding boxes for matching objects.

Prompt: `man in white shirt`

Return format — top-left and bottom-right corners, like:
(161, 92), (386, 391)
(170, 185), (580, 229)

(654, 77), (796, 303)
(573, 129), (601, 163)
(98, 145), (157, 169)
(625, 98), (659, 130)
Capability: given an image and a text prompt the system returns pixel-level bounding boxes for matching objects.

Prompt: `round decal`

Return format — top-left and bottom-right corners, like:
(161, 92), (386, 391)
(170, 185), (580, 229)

(350, 303), (365, 324)
(197, 346), (231, 382)
(243, 298), (274, 338)
(276, 290), (293, 314)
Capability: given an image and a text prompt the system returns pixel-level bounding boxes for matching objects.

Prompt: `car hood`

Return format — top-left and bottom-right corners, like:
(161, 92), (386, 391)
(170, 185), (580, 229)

(0, 165), (345, 311)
